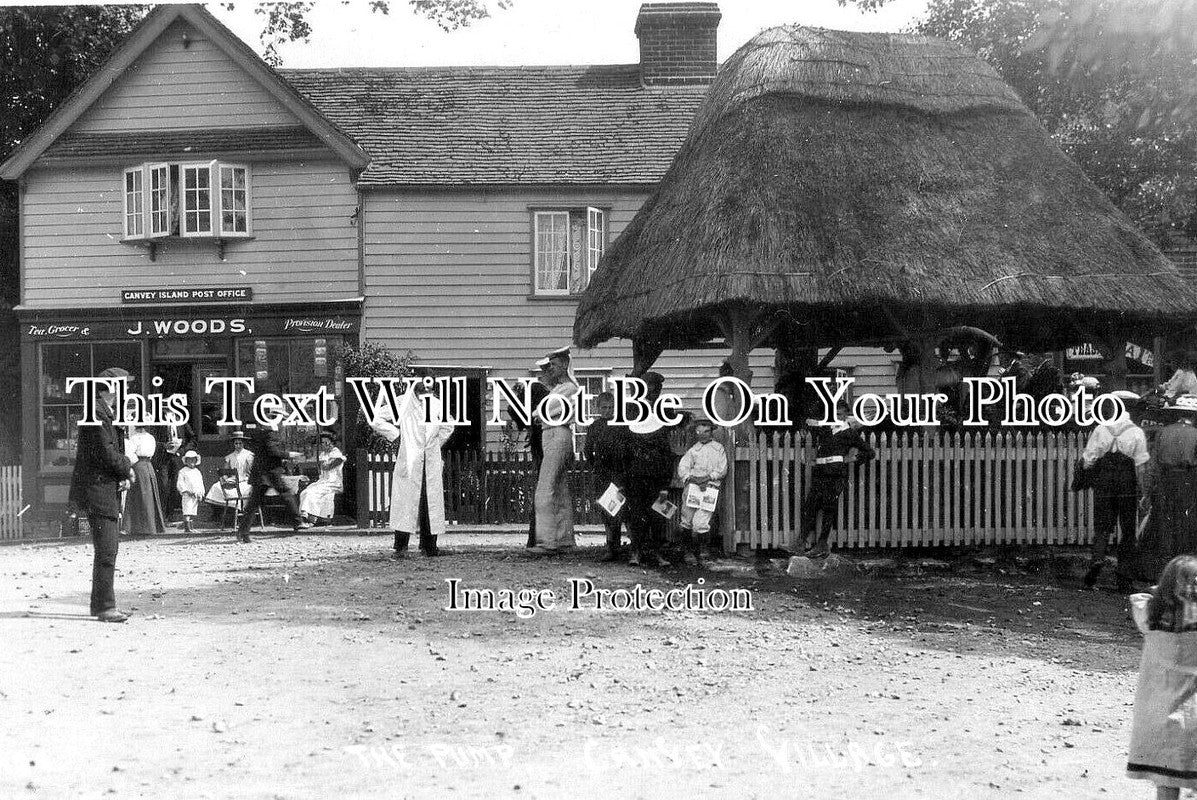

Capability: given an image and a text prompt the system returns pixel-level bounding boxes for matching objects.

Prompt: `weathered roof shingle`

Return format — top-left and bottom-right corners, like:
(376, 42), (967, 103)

(281, 65), (707, 186)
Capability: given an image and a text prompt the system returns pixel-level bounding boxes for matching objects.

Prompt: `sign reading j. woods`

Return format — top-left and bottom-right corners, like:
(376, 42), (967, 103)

(121, 287), (253, 304)
(22, 315), (359, 339)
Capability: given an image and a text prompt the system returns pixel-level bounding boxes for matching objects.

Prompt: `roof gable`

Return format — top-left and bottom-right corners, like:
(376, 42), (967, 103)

(0, 4), (367, 180)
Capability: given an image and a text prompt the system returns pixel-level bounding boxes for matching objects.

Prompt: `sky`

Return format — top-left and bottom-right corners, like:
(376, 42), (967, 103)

(199, 0), (931, 69)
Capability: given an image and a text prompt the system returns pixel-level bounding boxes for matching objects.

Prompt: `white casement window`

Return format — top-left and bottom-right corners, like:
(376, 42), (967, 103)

(180, 161), (215, 236)
(147, 163), (171, 237)
(532, 207), (607, 296)
(219, 164), (250, 235)
(121, 161), (251, 241)
(586, 207), (605, 279)
(122, 168), (144, 239)
(534, 211), (570, 295)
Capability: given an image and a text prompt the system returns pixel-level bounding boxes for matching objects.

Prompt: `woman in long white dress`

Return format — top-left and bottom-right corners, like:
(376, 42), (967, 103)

(530, 348), (579, 553)
(300, 432), (344, 522)
(203, 430), (255, 509)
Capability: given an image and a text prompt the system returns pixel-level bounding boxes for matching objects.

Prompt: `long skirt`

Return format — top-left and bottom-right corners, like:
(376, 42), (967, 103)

(1144, 467), (1197, 579)
(1127, 629), (1197, 790)
(299, 479), (341, 519)
(123, 459), (166, 536)
(534, 426), (575, 550)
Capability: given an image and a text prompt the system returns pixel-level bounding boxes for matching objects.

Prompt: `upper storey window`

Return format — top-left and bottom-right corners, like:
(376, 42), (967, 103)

(122, 161), (251, 240)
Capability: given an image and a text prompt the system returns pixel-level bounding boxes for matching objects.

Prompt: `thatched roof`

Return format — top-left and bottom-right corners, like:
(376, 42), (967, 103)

(574, 26), (1197, 352)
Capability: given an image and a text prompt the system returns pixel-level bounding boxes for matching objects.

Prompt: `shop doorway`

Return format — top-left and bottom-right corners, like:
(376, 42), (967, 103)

(151, 357), (231, 455)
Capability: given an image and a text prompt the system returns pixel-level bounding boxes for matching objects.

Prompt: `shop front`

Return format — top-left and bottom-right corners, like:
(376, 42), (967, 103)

(19, 296), (362, 520)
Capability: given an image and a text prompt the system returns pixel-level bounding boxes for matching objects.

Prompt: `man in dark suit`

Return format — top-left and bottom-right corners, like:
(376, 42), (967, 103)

(236, 423), (311, 543)
(69, 366), (136, 623)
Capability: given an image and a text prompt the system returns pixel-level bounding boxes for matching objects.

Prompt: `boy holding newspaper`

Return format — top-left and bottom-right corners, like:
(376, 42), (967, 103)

(677, 419), (728, 562)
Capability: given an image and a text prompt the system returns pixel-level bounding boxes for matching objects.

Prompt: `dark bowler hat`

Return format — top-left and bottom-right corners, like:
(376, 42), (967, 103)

(642, 371), (665, 386)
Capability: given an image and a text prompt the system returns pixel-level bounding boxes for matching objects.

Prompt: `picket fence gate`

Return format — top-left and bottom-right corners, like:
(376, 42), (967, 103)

(734, 430), (1095, 550)
(0, 465), (23, 540)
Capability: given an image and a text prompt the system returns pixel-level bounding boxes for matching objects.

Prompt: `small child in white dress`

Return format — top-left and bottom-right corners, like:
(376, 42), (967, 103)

(176, 451), (205, 534)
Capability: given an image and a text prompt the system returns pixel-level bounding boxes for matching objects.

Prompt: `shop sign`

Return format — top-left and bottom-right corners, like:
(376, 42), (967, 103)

(121, 287), (253, 304)
(23, 314), (359, 340)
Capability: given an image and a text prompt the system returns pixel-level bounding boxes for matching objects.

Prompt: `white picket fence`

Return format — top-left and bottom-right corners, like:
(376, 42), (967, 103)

(0, 465), (23, 540)
(735, 430), (1094, 550)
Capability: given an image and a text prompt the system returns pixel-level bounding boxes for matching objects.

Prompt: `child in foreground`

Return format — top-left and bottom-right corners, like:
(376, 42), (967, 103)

(1126, 555), (1197, 799)
(175, 451), (204, 534)
(677, 419), (727, 564)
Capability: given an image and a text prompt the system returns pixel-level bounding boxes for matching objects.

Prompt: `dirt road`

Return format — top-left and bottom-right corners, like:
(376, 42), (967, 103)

(0, 532), (1153, 799)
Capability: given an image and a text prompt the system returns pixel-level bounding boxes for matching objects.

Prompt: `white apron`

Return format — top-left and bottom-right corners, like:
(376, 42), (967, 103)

(369, 385), (453, 536)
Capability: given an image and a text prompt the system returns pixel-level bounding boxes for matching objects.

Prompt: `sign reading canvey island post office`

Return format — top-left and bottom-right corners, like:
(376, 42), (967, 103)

(121, 287), (253, 304)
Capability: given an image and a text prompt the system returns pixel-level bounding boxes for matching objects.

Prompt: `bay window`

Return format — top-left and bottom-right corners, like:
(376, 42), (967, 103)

(120, 160), (252, 241)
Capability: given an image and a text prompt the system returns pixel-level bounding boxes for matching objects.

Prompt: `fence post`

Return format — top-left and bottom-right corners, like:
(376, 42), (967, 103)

(355, 450), (371, 529)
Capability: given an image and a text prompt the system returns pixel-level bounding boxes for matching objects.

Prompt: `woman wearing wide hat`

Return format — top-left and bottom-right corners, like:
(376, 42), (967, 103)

(203, 429), (254, 510)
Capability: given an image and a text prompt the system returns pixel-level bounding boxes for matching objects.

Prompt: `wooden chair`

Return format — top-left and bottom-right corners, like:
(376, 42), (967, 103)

(216, 468), (264, 530)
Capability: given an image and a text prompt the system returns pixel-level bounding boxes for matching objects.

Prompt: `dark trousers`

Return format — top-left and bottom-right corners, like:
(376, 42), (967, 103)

(1092, 490), (1137, 579)
(800, 467), (848, 545)
(156, 454), (182, 515)
(395, 472), (437, 552)
(624, 483), (663, 558)
(88, 514), (120, 615)
(237, 469), (303, 534)
(602, 512), (623, 554)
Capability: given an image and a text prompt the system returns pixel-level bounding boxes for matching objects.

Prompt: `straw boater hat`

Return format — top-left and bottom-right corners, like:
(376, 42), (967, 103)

(229, 429), (246, 440)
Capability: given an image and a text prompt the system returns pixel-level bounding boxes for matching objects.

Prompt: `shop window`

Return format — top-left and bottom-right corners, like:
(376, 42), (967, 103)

(235, 337), (343, 460)
(532, 207), (605, 296)
(121, 161), (251, 241)
(40, 342), (142, 470)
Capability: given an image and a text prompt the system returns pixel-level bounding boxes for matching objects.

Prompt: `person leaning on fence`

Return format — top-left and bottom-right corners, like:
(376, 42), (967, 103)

(1125, 555), (1197, 800)
(677, 419), (727, 565)
(68, 366), (136, 623)
(1080, 390), (1149, 592)
(799, 403), (875, 559)
(1143, 399), (1197, 579)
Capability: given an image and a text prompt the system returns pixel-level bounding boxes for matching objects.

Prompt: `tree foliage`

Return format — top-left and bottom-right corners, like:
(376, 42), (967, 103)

(912, 0), (1197, 243)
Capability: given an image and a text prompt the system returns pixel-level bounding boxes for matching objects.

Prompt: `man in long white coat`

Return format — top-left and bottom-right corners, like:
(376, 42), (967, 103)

(369, 377), (454, 557)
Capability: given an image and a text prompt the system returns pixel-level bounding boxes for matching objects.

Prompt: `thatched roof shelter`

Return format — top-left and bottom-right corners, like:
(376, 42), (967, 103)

(574, 25), (1197, 369)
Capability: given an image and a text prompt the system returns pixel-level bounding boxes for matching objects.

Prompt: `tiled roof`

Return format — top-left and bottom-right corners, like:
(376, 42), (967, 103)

(45, 127), (328, 159)
(280, 65), (708, 186)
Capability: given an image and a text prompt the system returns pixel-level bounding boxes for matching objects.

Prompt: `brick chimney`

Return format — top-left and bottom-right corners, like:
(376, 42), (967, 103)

(635, 2), (721, 86)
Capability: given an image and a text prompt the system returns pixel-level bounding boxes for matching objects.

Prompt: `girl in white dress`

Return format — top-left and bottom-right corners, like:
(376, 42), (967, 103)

(300, 432), (345, 522)
(176, 451), (205, 533)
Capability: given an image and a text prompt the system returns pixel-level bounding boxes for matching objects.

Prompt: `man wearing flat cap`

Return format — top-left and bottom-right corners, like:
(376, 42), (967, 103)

(69, 366), (136, 622)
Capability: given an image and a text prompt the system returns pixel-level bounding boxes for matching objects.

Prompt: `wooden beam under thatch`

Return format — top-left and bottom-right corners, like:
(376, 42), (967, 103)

(573, 25), (1197, 354)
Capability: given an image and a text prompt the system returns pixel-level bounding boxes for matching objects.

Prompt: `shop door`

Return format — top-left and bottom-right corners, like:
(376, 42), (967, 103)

(151, 359), (231, 459)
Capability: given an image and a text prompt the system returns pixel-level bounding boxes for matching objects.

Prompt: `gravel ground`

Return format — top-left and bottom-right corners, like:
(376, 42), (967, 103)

(0, 531), (1165, 799)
